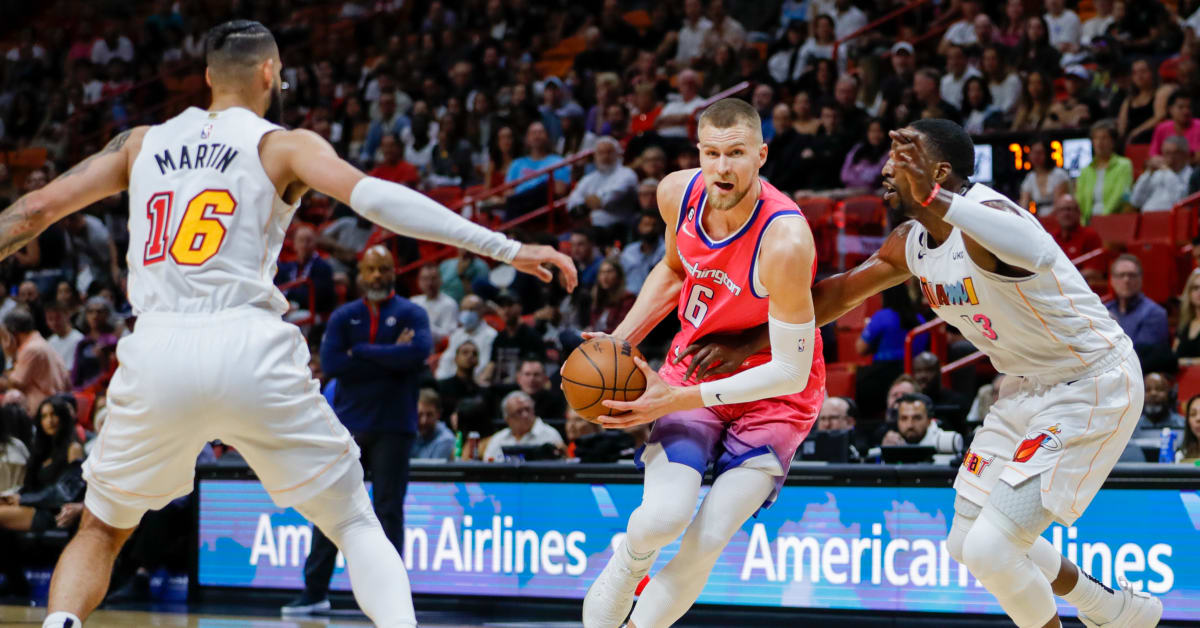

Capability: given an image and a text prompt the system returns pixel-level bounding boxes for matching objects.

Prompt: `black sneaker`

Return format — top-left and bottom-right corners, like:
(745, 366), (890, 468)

(105, 573), (151, 603)
(281, 591), (330, 615)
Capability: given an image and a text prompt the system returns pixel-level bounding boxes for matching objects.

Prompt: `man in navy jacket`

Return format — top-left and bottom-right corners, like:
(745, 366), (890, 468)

(285, 245), (432, 615)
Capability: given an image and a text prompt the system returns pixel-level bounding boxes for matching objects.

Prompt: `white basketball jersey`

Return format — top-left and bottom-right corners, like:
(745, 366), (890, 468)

(127, 106), (297, 315)
(904, 183), (1130, 377)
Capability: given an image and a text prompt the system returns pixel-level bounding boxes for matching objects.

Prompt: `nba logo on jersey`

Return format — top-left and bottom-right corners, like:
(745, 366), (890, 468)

(1013, 424), (1063, 463)
(200, 123), (213, 139)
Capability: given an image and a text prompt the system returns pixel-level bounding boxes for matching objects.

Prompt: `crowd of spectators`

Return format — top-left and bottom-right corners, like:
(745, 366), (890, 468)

(6, 0), (1200, 599)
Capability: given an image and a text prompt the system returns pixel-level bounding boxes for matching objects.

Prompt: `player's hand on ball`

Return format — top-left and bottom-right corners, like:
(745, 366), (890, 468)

(599, 357), (686, 428)
(511, 243), (578, 292)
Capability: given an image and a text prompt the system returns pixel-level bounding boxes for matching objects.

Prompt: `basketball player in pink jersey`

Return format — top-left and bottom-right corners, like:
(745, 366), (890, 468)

(686, 119), (1161, 628)
(0, 21), (575, 628)
(579, 98), (825, 628)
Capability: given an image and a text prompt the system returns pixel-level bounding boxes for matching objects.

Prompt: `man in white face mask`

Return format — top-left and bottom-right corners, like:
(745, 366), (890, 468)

(434, 292), (498, 382)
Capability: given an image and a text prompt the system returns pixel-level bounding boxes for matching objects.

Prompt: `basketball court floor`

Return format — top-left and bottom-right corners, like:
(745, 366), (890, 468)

(0, 606), (585, 627)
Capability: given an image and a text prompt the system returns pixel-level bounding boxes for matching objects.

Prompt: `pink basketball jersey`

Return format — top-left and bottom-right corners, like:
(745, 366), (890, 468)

(665, 170), (825, 395)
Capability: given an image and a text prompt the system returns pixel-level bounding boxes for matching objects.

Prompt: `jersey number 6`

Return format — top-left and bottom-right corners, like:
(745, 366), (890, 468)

(684, 284), (714, 328)
(144, 189), (238, 266)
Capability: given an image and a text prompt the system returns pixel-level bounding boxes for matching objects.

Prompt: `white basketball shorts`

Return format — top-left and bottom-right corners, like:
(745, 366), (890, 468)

(83, 307), (359, 528)
(954, 347), (1143, 526)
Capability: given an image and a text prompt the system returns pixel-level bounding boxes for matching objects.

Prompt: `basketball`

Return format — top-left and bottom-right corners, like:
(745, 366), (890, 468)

(561, 337), (647, 422)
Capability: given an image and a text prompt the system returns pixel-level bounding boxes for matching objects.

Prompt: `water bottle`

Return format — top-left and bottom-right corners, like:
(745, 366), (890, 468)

(1158, 427), (1177, 463)
(453, 430), (464, 459)
(465, 431), (481, 461)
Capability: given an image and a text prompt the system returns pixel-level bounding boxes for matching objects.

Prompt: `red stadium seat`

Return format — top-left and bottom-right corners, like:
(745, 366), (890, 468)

(1140, 207), (1196, 245)
(825, 363), (856, 398)
(1090, 213), (1139, 247)
(427, 186), (464, 208)
(1126, 144), (1150, 180)
(796, 196), (836, 226)
(840, 302), (869, 331)
(839, 195), (887, 234)
(1125, 241), (1177, 303)
(864, 293), (883, 316)
(836, 328), (871, 366)
(1178, 365), (1200, 405)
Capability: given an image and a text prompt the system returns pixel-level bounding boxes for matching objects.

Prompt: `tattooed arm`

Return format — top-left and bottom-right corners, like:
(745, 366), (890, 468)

(0, 127), (146, 261)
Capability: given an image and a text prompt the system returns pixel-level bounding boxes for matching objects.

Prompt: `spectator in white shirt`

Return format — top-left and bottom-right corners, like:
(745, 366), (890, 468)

(90, 27), (135, 66)
(656, 70), (706, 139)
(435, 294), (498, 380)
(940, 45), (982, 110)
(938, 0), (984, 55)
(673, 0), (713, 66)
(1131, 136), (1192, 212)
(1081, 0), (1115, 46)
(1043, 0), (1081, 57)
(410, 264), (459, 344)
(768, 21), (808, 85)
(702, 1), (747, 57)
(800, 14), (839, 75)
(482, 391), (565, 461)
(826, 0), (868, 45)
(44, 302), (83, 371)
(982, 45), (1022, 114)
(567, 138), (638, 231)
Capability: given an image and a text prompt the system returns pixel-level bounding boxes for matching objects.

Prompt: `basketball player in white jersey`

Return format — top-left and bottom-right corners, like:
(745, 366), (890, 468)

(0, 21), (575, 628)
(686, 119), (1161, 627)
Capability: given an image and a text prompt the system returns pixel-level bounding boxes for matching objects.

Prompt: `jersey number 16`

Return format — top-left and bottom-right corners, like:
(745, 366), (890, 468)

(144, 189), (238, 266)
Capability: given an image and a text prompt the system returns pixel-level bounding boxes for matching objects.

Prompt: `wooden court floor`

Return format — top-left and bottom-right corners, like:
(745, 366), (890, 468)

(0, 605), (589, 627)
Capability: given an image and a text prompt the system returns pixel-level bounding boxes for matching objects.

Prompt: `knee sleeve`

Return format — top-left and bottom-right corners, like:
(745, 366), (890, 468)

(947, 495), (982, 564)
(989, 477), (1054, 541)
(962, 512), (1057, 627)
(627, 498), (694, 551)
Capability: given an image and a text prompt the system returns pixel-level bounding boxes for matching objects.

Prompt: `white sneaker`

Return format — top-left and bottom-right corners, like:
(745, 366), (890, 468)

(1078, 579), (1163, 628)
(582, 545), (656, 628)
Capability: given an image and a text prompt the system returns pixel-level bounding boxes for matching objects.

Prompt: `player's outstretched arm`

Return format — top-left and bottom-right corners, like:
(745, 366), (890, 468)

(674, 220), (915, 380)
(890, 129), (1059, 274)
(268, 129), (577, 290)
(811, 222), (914, 327)
(0, 127), (145, 262)
(606, 169), (692, 346)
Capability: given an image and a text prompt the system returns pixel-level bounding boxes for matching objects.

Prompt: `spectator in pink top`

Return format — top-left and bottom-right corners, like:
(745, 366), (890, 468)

(1150, 92), (1200, 157)
(0, 308), (70, 416)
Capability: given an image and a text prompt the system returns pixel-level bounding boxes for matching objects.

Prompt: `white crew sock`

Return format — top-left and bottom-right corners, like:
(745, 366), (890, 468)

(1063, 568), (1125, 623)
(42, 611), (81, 628)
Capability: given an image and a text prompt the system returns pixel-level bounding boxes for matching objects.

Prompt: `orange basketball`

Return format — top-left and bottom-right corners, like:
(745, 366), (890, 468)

(560, 337), (647, 422)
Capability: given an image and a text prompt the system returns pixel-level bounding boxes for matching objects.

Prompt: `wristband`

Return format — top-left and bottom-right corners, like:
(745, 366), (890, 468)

(921, 183), (942, 207)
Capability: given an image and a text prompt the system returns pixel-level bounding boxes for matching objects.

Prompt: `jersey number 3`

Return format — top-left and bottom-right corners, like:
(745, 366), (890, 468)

(144, 189), (238, 266)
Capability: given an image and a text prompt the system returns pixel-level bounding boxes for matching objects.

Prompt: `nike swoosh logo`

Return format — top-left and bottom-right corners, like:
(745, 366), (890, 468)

(715, 393), (725, 403)
(681, 222), (694, 237)
(917, 250), (926, 259)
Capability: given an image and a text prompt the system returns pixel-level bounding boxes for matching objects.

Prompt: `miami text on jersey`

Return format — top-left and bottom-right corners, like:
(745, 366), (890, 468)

(153, 143), (240, 175)
(919, 276), (979, 309)
(677, 249), (743, 295)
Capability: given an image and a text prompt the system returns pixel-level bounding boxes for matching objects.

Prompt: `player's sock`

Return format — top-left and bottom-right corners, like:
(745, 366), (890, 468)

(1063, 569), (1124, 623)
(1028, 535), (1063, 582)
(42, 611), (81, 628)
(618, 540), (658, 572)
(295, 467), (417, 628)
(631, 467), (774, 628)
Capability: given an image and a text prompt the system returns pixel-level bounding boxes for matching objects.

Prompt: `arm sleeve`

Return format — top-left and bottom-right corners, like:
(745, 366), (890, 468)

(942, 194), (1061, 272)
(699, 316), (816, 406)
(350, 176), (521, 263)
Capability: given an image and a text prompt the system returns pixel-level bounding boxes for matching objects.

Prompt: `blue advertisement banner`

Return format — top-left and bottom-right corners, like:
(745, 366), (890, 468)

(197, 480), (1200, 620)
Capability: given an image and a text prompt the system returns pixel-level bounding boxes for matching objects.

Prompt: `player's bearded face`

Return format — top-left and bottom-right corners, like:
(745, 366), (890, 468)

(265, 76), (283, 124)
(699, 125), (761, 211)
